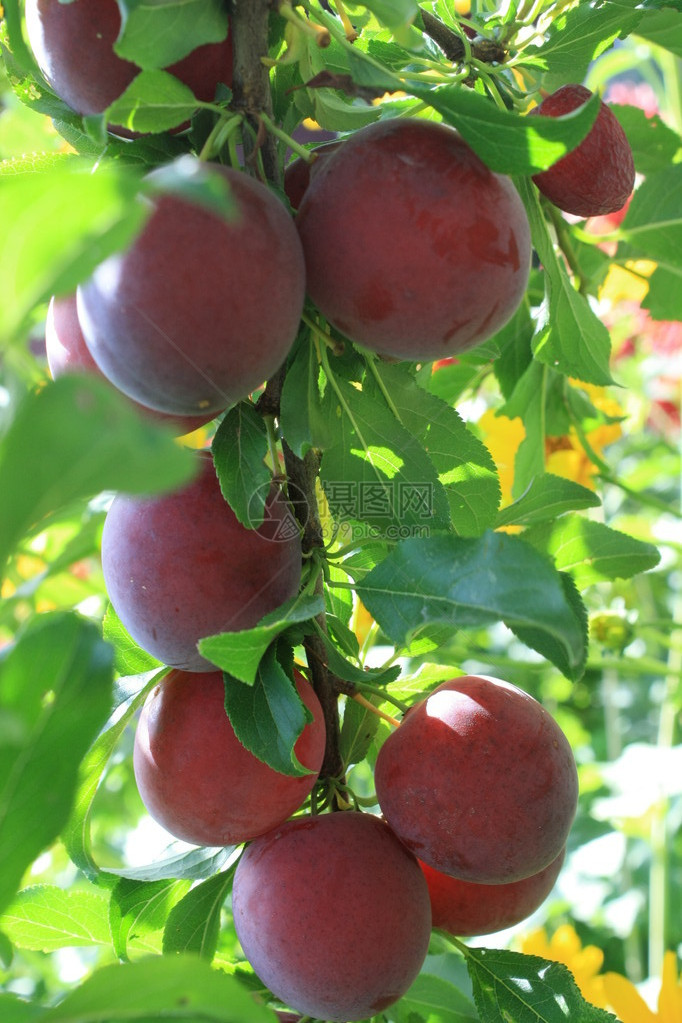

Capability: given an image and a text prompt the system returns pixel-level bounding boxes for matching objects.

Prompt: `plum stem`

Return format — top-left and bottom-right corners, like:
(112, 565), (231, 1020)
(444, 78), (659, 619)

(278, 2), (332, 48)
(351, 692), (401, 728)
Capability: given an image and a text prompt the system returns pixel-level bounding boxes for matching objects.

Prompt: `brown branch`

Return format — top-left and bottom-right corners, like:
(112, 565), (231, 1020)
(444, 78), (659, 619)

(228, 0), (279, 181)
(420, 9), (506, 65)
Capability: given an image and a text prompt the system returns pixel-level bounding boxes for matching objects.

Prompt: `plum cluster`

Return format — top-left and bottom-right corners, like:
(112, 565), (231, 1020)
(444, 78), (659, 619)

(28, 9), (637, 1019)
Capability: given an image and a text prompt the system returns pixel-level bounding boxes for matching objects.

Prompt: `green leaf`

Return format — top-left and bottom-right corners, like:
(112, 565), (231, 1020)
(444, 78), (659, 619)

(496, 473), (601, 528)
(356, 532), (588, 680)
(109, 878), (192, 961)
(102, 605), (163, 677)
(1, 885), (110, 952)
(280, 335), (334, 457)
(109, 846), (234, 884)
(0, 992), (44, 1023)
(620, 165), (682, 268)
(40, 954), (277, 1023)
(0, 376), (197, 574)
(0, 160), (144, 344)
(105, 71), (201, 134)
(642, 265), (682, 320)
(408, 83), (600, 175)
(222, 646), (312, 777)
(316, 627), (401, 689)
(635, 7), (682, 57)
(612, 105), (681, 175)
(339, 692), (383, 769)
(366, 363), (500, 536)
(320, 374), (451, 538)
(0, 613), (113, 915)
(523, 515), (661, 587)
(163, 867), (235, 959)
(517, 177), (613, 385)
(462, 944), (618, 1023)
(523, 1), (642, 84)
(392, 972), (479, 1023)
(116, 0), (229, 68)
(61, 672), (160, 880)
(199, 594), (324, 685)
(212, 402), (271, 528)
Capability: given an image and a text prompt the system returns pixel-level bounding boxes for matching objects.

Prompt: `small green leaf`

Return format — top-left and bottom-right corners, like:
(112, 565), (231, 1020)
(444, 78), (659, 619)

(40, 954), (277, 1023)
(109, 878), (192, 961)
(222, 647), (312, 777)
(199, 594), (324, 685)
(0, 376), (197, 575)
(620, 165), (682, 268)
(0, 992), (44, 1023)
(320, 374), (451, 538)
(462, 944), (618, 1023)
(366, 363), (500, 536)
(61, 672), (160, 880)
(116, 0), (229, 68)
(612, 105), (681, 175)
(517, 177), (613, 385)
(408, 84), (600, 175)
(340, 695), (382, 770)
(635, 7), (682, 57)
(523, 515), (661, 587)
(103, 605), (162, 677)
(163, 867), (235, 960)
(523, 1), (642, 83)
(392, 972), (479, 1023)
(212, 402), (271, 528)
(2, 885), (110, 952)
(357, 532), (588, 679)
(0, 160), (144, 344)
(105, 70), (201, 134)
(0, 613), (113, 915)
(496, 473), (601, 528)
(642, 265), (682, 320)
(280, 335), (334, 457)
(109, 847), (234, 884)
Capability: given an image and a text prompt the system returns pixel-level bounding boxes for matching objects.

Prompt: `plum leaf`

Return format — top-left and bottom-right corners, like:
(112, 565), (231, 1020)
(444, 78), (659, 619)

(356, 531), (588, 680)
(461, 944), (617, 1023)
(116, 0), (229, 69)
(0, 613), (113, 916)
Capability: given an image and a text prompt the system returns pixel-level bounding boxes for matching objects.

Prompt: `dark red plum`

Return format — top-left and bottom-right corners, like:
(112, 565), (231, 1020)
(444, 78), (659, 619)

(45, 294), (215, 436)
(531, 85), (635, 217)
(375, 676), (578, 883)
(296, 118), (531, 361)
(25, 0), (233, 129)
(232, 812), (431, 1022)
(421, 847), (566, 937)
(101, 452), (302, 671)
(133, 669), (325, 846)
(78, 161), (306, 415)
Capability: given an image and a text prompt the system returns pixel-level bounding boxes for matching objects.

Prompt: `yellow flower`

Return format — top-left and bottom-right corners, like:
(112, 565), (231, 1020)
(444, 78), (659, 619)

(518, 925), (609, 1008)
(477, 383), (624, 505)
(603, 952), (682, 1023)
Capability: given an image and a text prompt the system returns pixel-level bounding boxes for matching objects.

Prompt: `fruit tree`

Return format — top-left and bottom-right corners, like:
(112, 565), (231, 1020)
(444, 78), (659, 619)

(0, 2), (680, 1022)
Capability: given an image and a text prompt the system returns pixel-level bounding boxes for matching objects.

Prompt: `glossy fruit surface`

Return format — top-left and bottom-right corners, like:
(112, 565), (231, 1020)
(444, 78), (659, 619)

(45, 294), (215, 436)
(283, 140), (341, 209)
(232, 812), (432, 1022)
(374, 676), (578, 883)
(101, 452), (302, 671)
(78, 161), (306, 415)
(295, 118), (531, 361)
(531, 84), (635, 217)
(133, 669), (325, 846)
(25, 0), (233, 121)
(421, 846), (566, 937)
